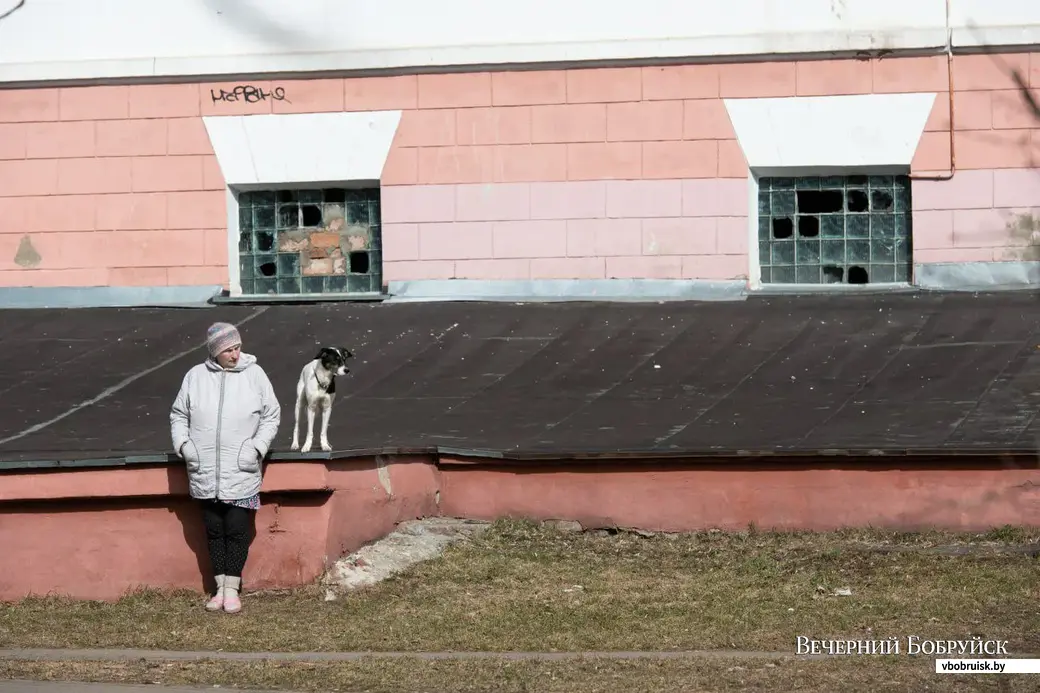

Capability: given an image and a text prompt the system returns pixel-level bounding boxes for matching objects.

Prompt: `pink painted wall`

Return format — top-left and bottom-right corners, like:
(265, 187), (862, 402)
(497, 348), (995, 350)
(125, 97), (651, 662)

(0, 457), (440, 601)
(908, 53), (1040, 263)
(436, 459), (1040, 533)
(1, 455), (1038, 600)
(2, 53), (1040, 289)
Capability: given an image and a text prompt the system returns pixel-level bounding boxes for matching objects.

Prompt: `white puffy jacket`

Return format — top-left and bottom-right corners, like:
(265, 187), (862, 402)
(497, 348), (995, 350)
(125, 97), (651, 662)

(169, 352), (281, 501)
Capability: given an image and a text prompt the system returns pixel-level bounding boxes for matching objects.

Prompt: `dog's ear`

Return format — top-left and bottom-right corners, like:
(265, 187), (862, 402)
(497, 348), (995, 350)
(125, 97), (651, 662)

(314, 347), (331, 361)
(340, 347), (354, 359)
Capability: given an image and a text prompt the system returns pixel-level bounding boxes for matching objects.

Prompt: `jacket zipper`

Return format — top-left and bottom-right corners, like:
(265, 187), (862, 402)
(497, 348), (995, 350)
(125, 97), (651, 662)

(215, 369), (227, 499)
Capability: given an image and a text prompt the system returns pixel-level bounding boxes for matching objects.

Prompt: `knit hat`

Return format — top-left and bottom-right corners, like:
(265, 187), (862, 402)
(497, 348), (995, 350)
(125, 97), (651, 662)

(206, 322), (241, 358)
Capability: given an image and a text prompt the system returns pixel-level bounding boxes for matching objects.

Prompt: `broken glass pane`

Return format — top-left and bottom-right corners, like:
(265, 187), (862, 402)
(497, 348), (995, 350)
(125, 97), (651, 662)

(798, 215), (820, 237)
(822, 265), (844, 283)
(846, 189), (869, 213)
(871, 189), (895, 212)
(277, 204), (298, 229)
(254, 254), (276, 277)
(756, 174), (913, 287)
(798, 190), (843, 214)
(254, 230), (275, 253)
(772, 218), (794, 239)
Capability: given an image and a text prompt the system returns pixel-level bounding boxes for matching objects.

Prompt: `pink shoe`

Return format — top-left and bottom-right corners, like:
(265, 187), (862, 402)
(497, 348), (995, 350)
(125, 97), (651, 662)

(223, 576), (242, 614)
(205, 575), (225, 612)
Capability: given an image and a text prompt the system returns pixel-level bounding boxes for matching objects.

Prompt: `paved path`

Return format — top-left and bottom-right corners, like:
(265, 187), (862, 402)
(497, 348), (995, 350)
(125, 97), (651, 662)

(0, 647), (793, 662)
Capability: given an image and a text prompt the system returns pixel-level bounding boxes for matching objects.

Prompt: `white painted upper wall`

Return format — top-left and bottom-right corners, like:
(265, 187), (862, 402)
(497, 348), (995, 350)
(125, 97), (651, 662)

(0, 0), (1036, 84)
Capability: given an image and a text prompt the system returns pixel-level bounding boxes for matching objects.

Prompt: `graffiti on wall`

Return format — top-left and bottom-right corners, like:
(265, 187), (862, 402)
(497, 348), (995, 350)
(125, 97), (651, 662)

(210, 85), (290, 105)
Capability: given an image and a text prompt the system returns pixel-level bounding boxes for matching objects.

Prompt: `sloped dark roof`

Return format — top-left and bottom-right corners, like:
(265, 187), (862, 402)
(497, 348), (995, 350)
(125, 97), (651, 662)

(2, 291), (1040, 467)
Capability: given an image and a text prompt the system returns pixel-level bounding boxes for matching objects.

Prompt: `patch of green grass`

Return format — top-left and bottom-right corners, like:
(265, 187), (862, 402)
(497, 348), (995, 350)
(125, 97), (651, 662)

(0, 520), (1037, 654)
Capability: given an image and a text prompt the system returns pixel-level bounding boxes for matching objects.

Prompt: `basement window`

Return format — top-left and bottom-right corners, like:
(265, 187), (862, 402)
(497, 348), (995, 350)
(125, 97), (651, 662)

(237, 188), (383, 296)
(757, 175), (912, 285)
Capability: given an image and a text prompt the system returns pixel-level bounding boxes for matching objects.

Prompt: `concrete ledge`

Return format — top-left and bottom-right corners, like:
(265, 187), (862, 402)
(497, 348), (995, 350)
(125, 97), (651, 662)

(0, 285), (224, 309)
(0, 461), (338, 503)
(211, 291), (386, 305)
(914, 261), (1040, 291)
(385, 279), (748, 303)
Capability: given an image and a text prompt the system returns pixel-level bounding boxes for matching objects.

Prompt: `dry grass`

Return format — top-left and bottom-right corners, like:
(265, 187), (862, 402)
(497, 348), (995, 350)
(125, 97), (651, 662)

(0, 520), (1037, 656)
(2, 657), (1036, 693)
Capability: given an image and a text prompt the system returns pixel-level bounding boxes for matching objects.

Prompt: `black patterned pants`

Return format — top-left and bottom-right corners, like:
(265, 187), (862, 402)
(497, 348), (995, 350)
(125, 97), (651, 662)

(200, 499), (254, 578)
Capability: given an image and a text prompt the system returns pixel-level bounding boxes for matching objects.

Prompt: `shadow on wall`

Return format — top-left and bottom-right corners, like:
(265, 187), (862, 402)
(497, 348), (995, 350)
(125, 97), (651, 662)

(0, 0), (23, 21)
(0, 0), (24, 21)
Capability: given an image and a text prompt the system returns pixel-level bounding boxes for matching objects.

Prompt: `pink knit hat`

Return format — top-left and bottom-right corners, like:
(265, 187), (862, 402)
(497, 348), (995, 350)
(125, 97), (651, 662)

(206, 322), (241, 357)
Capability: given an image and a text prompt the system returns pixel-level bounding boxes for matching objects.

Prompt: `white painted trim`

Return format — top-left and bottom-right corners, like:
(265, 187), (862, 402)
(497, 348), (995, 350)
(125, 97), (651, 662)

(201, 111), (403, 297)
(0, 0), (957, 84)
(949, 0), (1040, 49)
(724, 93), (936, 170)
(2, 0), (1040, 84)
(226, 187), (242, 297)
(0, 34), (955, 85)
(386, 279), (747, 302)
(202, 111), (402, 187)
(747, 172), (762, 291)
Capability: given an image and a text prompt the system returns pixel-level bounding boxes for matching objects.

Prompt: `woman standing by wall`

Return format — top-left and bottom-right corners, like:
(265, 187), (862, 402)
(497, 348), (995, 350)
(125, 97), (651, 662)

(170, 322), (281, 613)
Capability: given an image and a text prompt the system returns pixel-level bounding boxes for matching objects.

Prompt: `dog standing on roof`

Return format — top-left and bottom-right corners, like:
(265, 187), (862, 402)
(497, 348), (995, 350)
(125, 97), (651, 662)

(290, 347), (353, 452)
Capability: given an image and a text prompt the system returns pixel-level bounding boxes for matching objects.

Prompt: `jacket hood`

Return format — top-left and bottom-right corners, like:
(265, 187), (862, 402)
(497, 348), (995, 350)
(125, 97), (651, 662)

(204, 351), (257, 373)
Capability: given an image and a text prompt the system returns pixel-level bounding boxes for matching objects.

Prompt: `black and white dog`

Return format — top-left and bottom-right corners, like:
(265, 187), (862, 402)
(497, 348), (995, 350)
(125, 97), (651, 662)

(290, 346), (353, 452)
